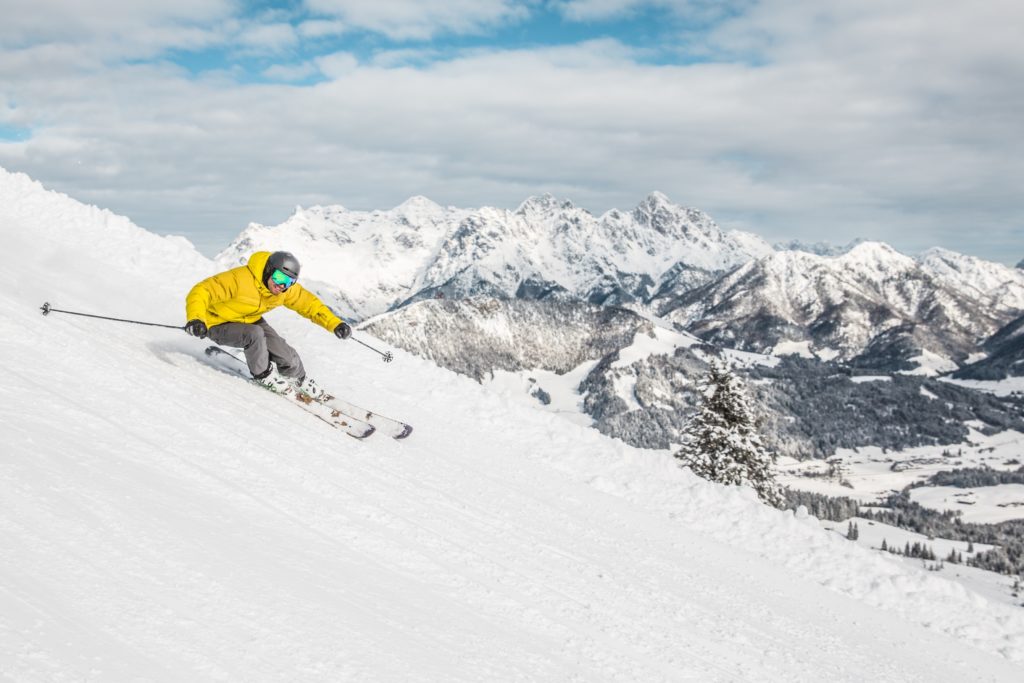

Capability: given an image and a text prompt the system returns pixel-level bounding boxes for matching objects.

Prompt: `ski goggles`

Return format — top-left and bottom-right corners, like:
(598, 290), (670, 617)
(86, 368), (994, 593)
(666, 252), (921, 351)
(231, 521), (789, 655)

(270, 268), (296, 289)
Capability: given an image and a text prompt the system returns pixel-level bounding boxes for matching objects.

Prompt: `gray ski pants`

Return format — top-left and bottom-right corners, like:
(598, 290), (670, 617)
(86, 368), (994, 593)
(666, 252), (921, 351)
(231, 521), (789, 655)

(208, 318), (304, 379)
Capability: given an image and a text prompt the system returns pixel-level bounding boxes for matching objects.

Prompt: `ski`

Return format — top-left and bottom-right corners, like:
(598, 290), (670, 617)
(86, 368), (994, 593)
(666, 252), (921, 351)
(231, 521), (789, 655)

(319, 395), (413, 440)
(203, 345), (412, 439)
(204, 344), (412, 439)
(203, 346), (375, 439)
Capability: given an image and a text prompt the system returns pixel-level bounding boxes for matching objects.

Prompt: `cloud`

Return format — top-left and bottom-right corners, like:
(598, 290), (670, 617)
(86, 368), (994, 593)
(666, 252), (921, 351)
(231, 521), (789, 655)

(0, 0), (1021, 262)
(297, 19), (349, 39)
(555, 0), (670, 21)
(554, 0), (747, 23)
(0, 0), (235, 56)
(235, 22), (300, 53)
(262, 62), (322, 83)
(315, 52), (360, 78)
(302, 0), (531, 40)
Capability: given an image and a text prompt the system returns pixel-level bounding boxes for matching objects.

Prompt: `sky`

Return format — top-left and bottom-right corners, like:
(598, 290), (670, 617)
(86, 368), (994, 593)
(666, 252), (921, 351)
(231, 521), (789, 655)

(1, 0), (1021, 263)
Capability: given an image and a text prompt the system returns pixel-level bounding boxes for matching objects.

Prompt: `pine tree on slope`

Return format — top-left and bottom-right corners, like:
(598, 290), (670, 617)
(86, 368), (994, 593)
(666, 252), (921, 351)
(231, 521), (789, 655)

(674, 359), (785, 508)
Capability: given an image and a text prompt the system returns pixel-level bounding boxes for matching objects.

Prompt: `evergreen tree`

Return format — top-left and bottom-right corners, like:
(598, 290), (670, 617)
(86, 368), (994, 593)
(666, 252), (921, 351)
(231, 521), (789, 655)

(846, 521), (859, 541)
(674, 359), (785, 507)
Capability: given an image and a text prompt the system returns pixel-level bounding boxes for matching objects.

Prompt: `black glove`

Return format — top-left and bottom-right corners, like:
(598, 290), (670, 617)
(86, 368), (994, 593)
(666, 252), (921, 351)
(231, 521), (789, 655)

(185, 319), (208, 339)
(334, 321), (352, 339)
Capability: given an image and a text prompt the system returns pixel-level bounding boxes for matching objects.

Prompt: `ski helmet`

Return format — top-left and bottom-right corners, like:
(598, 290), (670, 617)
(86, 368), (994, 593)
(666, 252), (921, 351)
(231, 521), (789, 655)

(264, 251), (301, 285)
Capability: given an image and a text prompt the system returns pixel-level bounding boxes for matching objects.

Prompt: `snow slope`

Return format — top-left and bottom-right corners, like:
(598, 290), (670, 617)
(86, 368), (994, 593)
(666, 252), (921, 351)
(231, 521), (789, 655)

(2, 167), (1024, 680)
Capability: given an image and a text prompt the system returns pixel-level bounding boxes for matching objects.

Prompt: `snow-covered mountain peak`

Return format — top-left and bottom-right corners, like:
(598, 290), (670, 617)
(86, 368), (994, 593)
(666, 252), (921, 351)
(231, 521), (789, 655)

(636, 190), (673, 211)
(919, 246), (1016, 278)
(219, 192), (771, 318)
(661, 237), (1024, 369)
(631, 191), (695, 232)
(837, 240), (916, 272)
(395, 194), (440, 210)
(390, 195), (447, 221)
(918, 246), (1024, 312)
(514, 193), (577, 216)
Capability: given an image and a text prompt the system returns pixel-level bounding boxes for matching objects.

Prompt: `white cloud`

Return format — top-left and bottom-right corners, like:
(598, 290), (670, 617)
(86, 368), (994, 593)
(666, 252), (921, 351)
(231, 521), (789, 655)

(0, 0), (1022, 262)
(262, 62), (321, 83)
(235, 22), (300, 52)
(314, 52), (360, 78)
(303, 0), (531, 40)
(297, 19), (349, 39)
(0, 0), (235, 53)
(555, 0), (665, 21)
(554, 0), (742, 23)
(369, 48), (447, 69)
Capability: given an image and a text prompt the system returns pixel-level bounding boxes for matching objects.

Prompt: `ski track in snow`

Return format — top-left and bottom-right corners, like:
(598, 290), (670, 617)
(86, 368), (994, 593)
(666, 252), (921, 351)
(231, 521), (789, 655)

(2, 167), (1024, 681)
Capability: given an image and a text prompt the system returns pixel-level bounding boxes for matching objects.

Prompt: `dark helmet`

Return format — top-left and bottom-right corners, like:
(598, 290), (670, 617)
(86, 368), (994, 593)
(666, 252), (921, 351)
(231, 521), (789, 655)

(263, 251), (301, 284)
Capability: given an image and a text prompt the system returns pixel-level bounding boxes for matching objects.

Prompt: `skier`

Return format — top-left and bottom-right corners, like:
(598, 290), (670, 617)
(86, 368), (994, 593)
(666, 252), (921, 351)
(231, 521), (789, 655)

(184, 251), (352, 395)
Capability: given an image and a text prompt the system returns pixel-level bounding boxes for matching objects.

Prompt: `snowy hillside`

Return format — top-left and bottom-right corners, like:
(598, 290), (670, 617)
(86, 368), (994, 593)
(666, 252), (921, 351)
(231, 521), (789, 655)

(4, 166), (1024, 680)
(362, 298), (649, 381)
(216, 192), (772, 320)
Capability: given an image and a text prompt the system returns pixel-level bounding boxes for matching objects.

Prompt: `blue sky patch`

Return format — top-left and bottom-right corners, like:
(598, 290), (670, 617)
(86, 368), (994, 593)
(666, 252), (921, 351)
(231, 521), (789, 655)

(0, 124), (31, 142)
(158, 2), (730, 84)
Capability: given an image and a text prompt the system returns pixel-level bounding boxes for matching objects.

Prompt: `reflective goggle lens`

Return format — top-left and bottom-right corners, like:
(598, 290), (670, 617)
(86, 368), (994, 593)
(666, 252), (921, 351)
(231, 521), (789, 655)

(271, 269), (296, 288)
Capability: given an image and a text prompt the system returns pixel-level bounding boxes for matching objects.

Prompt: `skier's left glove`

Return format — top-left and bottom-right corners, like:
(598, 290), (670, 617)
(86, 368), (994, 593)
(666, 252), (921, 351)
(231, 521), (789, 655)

(334, 321), (352, 339)
(185, 319), (208, 338)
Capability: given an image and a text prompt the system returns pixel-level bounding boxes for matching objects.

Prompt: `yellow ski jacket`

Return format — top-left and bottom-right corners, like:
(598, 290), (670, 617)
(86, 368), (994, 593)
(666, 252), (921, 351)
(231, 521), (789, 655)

(185, 252), (344, 333)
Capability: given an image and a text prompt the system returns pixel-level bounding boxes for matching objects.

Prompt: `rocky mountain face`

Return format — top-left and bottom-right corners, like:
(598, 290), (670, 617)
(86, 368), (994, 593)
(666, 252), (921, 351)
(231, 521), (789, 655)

(363, 298), (1024, 455)
(222, 192), (1024, 376)
(217, 192), (771, 321)
(954, 313), (1024, 380)
(364, 298), (709, 449)
(362, 298), (647, 381)
(657, 243), (1024, 372)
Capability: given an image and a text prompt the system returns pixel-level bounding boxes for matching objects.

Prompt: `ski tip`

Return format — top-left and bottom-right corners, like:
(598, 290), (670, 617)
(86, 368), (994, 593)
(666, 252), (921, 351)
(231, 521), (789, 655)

(353, 425), (376, 439)
(393, 424), (413, 440)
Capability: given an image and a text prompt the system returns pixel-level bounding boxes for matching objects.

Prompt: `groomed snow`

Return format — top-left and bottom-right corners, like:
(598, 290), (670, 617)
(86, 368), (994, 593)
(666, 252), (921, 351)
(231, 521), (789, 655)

(3, 167), (1024, 680)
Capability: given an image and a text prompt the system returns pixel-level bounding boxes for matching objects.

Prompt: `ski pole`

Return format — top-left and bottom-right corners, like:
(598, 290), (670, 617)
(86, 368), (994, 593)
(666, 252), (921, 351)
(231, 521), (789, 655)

(351, 335), (394, 363)
(40, 302), (185, 331)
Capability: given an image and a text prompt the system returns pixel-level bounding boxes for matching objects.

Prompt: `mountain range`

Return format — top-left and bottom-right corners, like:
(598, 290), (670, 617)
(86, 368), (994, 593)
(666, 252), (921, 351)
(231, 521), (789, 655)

(218, 192), (772, 319)
(660, 243), (1024, 370)
(219, 193), (1024, 377)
